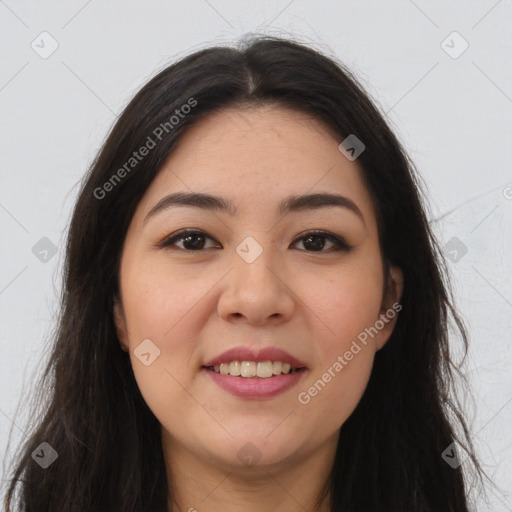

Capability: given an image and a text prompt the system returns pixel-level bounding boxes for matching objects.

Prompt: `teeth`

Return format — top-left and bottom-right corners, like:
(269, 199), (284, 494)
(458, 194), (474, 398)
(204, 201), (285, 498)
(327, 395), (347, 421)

(240, 361), (256, 378)
(257, 361), (273, 378)
(209, 361), (301, 378)
(229, 361), (241, 376)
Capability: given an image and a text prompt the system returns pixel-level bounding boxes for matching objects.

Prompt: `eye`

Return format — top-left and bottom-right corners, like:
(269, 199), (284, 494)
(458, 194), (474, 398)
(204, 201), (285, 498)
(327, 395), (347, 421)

(158, 229), (352, 253)
(291, 230), (352, 253)
(158, 230), (219, 251)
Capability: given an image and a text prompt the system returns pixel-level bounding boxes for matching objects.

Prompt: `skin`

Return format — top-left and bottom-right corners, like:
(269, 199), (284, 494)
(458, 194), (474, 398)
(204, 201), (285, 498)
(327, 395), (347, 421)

(113, 105), (403, 512)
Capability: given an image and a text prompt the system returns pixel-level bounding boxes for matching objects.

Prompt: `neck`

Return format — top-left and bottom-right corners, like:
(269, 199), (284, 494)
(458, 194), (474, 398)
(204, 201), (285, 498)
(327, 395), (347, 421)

(163, 430), (338, 512)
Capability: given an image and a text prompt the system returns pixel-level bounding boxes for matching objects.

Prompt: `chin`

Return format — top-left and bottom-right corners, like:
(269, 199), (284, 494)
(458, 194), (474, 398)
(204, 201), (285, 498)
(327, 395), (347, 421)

(202, 431), (301, 470)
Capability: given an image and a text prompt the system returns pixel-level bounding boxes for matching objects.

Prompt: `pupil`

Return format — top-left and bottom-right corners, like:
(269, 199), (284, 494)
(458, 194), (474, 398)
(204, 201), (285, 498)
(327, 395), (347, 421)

(184, 234), (204, 250)
(304, 235), (324, 251)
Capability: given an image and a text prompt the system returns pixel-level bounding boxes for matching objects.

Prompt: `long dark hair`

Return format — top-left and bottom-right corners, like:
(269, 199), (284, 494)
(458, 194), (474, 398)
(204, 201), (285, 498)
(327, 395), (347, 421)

(3, 34), (490, 511)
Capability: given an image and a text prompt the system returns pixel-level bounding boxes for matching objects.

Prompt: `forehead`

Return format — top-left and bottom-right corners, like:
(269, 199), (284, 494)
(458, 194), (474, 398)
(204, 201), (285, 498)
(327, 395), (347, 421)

(168, 105), (342, 177)
(134, 105), (377, 226)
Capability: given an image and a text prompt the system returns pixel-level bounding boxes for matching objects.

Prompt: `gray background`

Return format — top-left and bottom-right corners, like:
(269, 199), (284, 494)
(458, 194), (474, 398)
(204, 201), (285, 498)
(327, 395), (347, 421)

(1, 0), (511, 509)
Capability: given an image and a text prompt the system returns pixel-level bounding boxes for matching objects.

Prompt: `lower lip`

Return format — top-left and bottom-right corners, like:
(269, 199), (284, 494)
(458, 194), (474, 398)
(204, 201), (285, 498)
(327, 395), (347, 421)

(202, 367), (307, 399)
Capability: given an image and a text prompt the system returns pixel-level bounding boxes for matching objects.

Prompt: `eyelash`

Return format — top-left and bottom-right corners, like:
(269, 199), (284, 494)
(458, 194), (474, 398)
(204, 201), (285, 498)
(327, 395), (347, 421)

(157, 229), (352, 253)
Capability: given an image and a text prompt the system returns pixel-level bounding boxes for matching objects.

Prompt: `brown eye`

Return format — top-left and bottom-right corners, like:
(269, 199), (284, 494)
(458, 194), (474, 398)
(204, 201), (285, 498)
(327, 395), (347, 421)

(159, 230), (219, 251)
(291, 231), (352, 253)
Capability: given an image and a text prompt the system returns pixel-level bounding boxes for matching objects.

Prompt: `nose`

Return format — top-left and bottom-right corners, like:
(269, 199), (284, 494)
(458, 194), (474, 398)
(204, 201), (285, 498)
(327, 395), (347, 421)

(216, 241), (296, 327)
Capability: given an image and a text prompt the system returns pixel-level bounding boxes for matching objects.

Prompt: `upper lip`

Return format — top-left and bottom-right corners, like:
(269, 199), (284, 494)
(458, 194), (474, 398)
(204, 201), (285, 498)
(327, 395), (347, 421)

(203, 346), (308, 368)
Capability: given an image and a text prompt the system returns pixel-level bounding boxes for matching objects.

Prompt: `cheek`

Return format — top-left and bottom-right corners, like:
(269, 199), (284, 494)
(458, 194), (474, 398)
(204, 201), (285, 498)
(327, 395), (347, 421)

(297, 347), (374, 434)
(296, 284), (378, 432)
(297, 253), (384, 352)
(119, 265), (208, 416)
(293, 253), (383, 426)
(121, 258), (211, 343)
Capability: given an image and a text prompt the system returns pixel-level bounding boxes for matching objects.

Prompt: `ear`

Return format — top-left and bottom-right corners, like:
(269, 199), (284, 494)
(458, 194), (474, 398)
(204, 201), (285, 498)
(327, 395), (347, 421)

(113, 296), (129, 352)
(375, 265), (404, 351)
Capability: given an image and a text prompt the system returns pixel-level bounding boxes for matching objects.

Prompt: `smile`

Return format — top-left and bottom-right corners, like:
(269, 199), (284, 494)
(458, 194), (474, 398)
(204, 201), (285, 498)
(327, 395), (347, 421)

(206, 360), (302, 378)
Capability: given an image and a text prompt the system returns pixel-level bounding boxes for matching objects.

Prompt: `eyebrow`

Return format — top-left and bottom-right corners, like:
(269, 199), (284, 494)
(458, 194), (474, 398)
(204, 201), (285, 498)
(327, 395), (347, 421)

(143, 191), (366, 226)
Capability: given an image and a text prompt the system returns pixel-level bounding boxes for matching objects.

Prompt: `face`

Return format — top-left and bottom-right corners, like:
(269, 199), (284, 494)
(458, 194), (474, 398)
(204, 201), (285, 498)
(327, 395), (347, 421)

(113, 105), (403, 473)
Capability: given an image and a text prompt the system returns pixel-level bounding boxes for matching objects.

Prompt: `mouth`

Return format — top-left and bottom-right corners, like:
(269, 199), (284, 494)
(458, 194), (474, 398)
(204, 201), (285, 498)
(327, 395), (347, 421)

(203, 360), (305, 378)
(201, 346), (308, 399)
(201, 361), (307, 399)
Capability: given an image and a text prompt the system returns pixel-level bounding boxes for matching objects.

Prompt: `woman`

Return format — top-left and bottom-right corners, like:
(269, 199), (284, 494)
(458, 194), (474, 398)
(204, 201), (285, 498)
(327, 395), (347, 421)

(3, 35), (488, 511)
